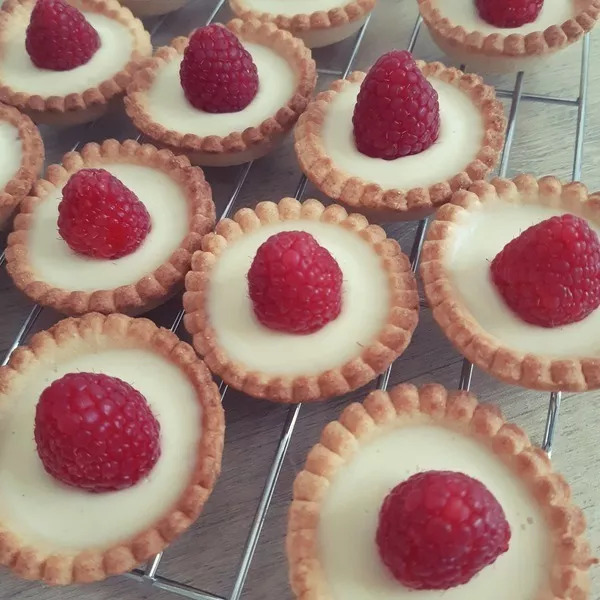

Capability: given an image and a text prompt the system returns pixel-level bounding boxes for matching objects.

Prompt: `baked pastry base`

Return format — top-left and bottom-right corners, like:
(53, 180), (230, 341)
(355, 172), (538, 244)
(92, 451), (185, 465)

(287, 382), (595, 600)
(0, 312), (224, 585)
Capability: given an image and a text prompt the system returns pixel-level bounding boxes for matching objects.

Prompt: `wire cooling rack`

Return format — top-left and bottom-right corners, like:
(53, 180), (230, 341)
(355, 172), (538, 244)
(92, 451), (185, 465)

(0, 0), (592, 598)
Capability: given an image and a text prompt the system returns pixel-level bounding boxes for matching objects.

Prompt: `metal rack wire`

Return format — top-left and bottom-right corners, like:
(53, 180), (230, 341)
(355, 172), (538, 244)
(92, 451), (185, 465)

(0, 1), (592, 598)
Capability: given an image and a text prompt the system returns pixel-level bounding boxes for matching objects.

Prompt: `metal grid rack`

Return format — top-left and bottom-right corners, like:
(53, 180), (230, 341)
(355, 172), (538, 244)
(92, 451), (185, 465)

(0, 1), (592, 598)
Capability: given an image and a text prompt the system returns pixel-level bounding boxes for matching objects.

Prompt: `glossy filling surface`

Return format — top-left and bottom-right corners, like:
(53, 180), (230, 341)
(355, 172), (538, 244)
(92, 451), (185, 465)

(238, 0), (350, 16)
(321, 79), (484, 190)
(319, 422), (551, 600)
(0, 9), (133, 97)
(0, 347), (201, 552)
(144, 42), (296, 137)
(445, 200), (600, 357)
(207, 220), (390, 375)
(27, 163), (190, 291)
(0, 120), (22, 191)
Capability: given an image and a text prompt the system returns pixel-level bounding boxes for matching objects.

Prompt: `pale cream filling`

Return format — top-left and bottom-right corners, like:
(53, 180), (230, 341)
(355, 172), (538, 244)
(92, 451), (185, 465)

(27, 163), (190, 292)
(206, 220), (390, 376)
(320, 422), (551, 600)
(432, 0), (574, 36)
(0, 120), (22, 191)
(0, 348), (201, 552)
(0, 11), (133, 97)
(445, 200), (600, 357)
(237, 0), (348, 16)
(144, 42), (296, 137)
(321, 79), (484, 191)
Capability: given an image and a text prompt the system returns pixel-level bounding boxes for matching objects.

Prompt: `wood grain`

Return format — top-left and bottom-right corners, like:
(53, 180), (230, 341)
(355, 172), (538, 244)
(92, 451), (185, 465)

(1, 0), (599, 598)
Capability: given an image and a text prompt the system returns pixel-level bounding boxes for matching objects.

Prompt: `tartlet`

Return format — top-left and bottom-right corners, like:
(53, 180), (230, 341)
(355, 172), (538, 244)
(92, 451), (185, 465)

(6, 139), (215, 316)
(294, 61), (506, 222)
(183, 197), (419, 403)
(0, 312), (224, 585)
(125, 19), (316, 167)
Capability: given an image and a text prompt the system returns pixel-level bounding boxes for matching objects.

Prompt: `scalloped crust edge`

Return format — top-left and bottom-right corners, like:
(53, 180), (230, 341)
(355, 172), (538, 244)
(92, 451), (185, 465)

(294, 62), (506, 222)
(0, 102), (44, 228)
(5, 138), (216, 316)
(124, 19), (316, 165)
(183, 197), (419, 403)
(0, 312), (225, 585)
(421, 174), (600, 392)
(0, 0), (152, 122)
(287, 382), (596, 600)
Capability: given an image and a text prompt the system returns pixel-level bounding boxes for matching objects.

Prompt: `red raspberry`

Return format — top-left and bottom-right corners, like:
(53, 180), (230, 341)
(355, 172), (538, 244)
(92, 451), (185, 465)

(352, 50), (440, 160)
(376, 471), (510, 590)
(475, 0), (544, 28)
(25, 0), (100, 71)
(35, 372), (161, 493)
(180, 24), (258, 113)
(491, 214), (600, 327)
(247, 231), (343, 334)
(58, 168), (151, 260)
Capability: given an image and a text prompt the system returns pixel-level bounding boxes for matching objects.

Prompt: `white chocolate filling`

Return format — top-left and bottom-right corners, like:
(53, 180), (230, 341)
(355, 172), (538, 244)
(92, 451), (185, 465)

(445, 200), (600, 357)
(27, 163), (190, 292)
(144, 42), (296, 137)
(206, 220), (390, 376)
(0, 120), (22, 191)
(320, 422), (551, 600)
(236, 0), (349, 16)
(321, 79), (484, 191)
(0, 10), (133, 97)
(431, 0), (574, 36)
(0, 348), (201, 552)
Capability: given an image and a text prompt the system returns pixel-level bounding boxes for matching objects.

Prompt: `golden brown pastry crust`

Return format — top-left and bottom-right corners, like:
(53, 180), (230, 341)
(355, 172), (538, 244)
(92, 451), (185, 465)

(0, 312), (225, 585)
(421, 174), (600, 392)
(5, 138), (216, 316)
(0, 0), (152, 120)
(0, 102), (43, 227)
(418, 0), (600, 64)
(228, 0), (375, 34)
(294, 62), (506, 221)
(183, 197), (419, 403)
(124, 19), (316, 162)
(287, 383), (595, 600)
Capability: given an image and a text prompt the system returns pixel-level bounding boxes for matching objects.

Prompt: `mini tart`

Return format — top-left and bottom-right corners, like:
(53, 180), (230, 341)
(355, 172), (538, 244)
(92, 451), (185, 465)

(294, 62), (506, 222)
(0, 102), (43, 229)
(418, 0), (600, 74)
(421, 175), (600, 392)
(6, 139), (215, 316)
(227, 0), (375, 48)
(124, 19), (316, 167)
(287, 383), (595, 600)
(0, 0), (152, 126)
(118, 0), (186, 18)
(0, 312), (224, 585)
(183, 197), (419, 403)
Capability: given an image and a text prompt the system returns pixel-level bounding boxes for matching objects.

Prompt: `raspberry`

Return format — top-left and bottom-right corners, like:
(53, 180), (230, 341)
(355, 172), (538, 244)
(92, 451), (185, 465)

(475, 0), (544, 28)
(352, 50), (440, 160)
(25, 0), (100, 71)
(247, 231), (343, 334)
(35, 373), (161, 493)
(58, 168), (151, 260)
(376, 471), (510, 590)
(180, 24), (258, 113)
(491, 214), (600, 327)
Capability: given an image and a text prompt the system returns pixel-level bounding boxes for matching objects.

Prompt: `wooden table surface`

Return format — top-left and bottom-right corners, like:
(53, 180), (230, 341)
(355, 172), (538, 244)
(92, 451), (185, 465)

(1, 0), (599, 598)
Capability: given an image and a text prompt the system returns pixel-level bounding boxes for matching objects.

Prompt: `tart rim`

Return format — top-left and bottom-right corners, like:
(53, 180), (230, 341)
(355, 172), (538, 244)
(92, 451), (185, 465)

(420, 174), (600, 392)
(124, 18), (317, 158)
(182, 197), (419, 404)
(0, 0), (152, 116)
(0, 311), (225, 586)
(5, 138), (216, 316)
(0, 102), (43, 218)
(286, 382), (594, 600)
(294, 62), (506, 216)
(418, 0), (600, 61)
(227, 0), (376, 33)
